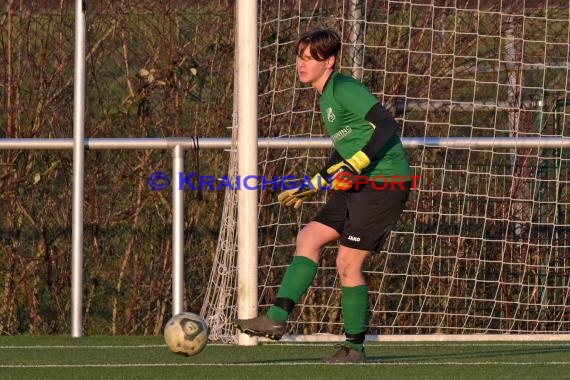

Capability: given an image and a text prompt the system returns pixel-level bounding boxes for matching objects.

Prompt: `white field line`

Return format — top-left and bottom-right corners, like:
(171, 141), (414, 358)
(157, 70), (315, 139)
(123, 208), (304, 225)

(0, 344), (166, 349)
(0, 361), (570, 369)
(0, 342), (569, 349)
(1, 343), (569, 368)
(266, 342), (570, 347)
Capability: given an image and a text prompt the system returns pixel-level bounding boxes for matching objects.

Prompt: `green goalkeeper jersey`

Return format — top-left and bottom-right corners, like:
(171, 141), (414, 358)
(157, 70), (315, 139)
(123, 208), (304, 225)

(320, 72), (411, 181)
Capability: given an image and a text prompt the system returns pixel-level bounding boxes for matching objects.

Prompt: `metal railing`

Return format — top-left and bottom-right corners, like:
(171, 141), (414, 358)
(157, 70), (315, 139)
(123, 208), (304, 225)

(3, 135), (570, 335)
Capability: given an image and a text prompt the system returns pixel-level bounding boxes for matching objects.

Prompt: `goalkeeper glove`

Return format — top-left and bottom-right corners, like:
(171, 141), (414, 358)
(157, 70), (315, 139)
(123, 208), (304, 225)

(278, 175), (327, 209)
(326, 150), (371, 190)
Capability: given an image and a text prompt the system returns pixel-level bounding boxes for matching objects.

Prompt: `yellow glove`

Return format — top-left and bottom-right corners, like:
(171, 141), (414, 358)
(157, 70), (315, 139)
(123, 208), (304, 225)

(326, 151), (371, 190)
(278, 175), (327, 209)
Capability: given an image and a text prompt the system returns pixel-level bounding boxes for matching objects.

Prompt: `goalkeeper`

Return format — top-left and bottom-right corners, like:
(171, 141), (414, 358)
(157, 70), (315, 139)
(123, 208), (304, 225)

(232, 27), (411, 363)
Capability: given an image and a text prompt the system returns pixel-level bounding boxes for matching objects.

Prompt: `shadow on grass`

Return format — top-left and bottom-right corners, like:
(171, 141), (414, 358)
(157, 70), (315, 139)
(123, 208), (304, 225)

(375, 344), (570, 363)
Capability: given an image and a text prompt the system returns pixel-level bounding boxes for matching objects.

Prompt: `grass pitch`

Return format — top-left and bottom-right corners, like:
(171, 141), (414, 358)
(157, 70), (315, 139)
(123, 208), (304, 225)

(0, 336), (569, 380)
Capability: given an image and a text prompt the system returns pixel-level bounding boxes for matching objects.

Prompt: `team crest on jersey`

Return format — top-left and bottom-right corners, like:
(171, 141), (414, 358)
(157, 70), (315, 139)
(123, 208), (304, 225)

(327, 107), (335, 122)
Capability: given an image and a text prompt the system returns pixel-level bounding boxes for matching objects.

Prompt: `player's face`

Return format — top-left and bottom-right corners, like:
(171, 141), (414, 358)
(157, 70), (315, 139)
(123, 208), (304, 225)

(297, 45), (335, 92)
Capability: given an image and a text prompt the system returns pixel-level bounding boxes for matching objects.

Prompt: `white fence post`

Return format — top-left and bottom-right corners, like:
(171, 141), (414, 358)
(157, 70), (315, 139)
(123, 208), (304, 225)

(71, 0), (87, 338)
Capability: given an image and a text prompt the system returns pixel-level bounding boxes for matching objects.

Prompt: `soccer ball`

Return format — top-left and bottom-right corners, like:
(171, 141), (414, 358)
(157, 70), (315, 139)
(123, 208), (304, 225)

(164, 312), (209, 356)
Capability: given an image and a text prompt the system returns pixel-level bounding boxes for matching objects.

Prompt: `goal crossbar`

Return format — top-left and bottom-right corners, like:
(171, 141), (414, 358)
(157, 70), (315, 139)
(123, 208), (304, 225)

(3, 136), (570, 150)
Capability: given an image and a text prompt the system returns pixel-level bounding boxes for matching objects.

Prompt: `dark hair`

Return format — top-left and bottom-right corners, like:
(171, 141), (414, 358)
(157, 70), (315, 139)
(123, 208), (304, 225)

(296, 28), (341, 61)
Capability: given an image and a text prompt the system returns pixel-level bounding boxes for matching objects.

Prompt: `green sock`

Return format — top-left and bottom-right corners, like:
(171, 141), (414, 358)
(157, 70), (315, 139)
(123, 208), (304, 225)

(341, 285), (368, 352)
(267, 256), (318, 322)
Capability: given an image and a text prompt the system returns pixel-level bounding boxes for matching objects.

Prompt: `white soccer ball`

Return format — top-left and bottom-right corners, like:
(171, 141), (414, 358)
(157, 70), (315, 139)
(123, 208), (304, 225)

(164, 312), (209, 356)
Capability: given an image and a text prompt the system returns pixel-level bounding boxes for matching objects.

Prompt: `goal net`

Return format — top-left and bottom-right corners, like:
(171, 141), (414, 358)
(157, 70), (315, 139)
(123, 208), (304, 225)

(202, 0), (570, 342)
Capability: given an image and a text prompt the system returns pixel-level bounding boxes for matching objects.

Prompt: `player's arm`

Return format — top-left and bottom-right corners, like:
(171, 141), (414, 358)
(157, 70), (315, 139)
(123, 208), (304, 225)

(361, 102), (398, 159)
(327, 103), (398, 189)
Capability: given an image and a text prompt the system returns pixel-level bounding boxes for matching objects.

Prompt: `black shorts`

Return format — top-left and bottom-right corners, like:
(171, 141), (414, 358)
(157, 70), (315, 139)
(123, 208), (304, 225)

(313, 181), (410, 252)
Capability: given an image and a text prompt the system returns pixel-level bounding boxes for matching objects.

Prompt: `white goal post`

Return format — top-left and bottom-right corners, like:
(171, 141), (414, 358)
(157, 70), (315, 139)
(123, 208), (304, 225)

(201, 1), (570, 344)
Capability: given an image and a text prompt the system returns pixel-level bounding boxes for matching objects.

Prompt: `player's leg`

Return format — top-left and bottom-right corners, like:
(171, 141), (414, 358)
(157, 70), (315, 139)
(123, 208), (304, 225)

(326, 245), (370, 363)
(231, 222), (339, 340)
(326, 181), (410, 363)
(232, 191), (347, 340)
(266, 221), (340, 322)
